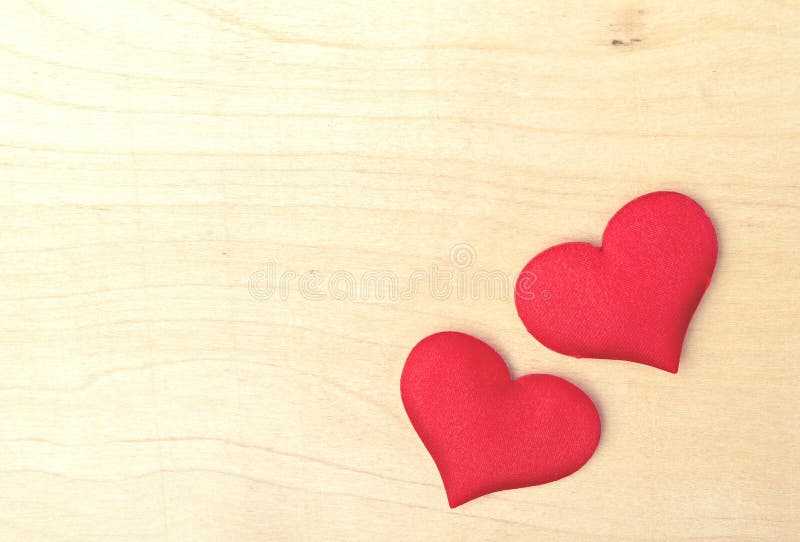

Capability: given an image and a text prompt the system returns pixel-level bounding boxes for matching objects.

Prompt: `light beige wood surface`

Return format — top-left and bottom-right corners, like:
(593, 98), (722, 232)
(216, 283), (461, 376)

(1, 1), (799, 540)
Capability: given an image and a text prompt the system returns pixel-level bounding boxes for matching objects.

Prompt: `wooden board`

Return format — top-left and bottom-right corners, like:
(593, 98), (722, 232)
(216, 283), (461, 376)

(1, 1), (798, 540)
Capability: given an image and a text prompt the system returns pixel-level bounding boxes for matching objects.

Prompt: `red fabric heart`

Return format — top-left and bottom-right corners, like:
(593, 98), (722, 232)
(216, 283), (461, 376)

(515, 191), (717, 373)
(401, 332), (601, 507)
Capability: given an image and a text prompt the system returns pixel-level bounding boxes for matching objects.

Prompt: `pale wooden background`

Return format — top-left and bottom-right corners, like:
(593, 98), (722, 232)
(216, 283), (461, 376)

(1, 1), (798, 540)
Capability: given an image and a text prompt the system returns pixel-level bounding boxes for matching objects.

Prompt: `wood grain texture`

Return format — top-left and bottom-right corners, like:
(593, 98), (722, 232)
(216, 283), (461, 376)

(1, 1), (798, 540)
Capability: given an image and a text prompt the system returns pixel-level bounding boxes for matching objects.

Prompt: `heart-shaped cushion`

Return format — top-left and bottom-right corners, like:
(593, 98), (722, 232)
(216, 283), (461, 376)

(514, 191), (717, 373)
(401, 332), (601, 507)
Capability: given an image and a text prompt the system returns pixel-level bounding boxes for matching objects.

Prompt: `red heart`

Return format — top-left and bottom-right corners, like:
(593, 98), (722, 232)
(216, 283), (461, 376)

(401, 332), (601, 507)
(515, 191), (717, 373)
